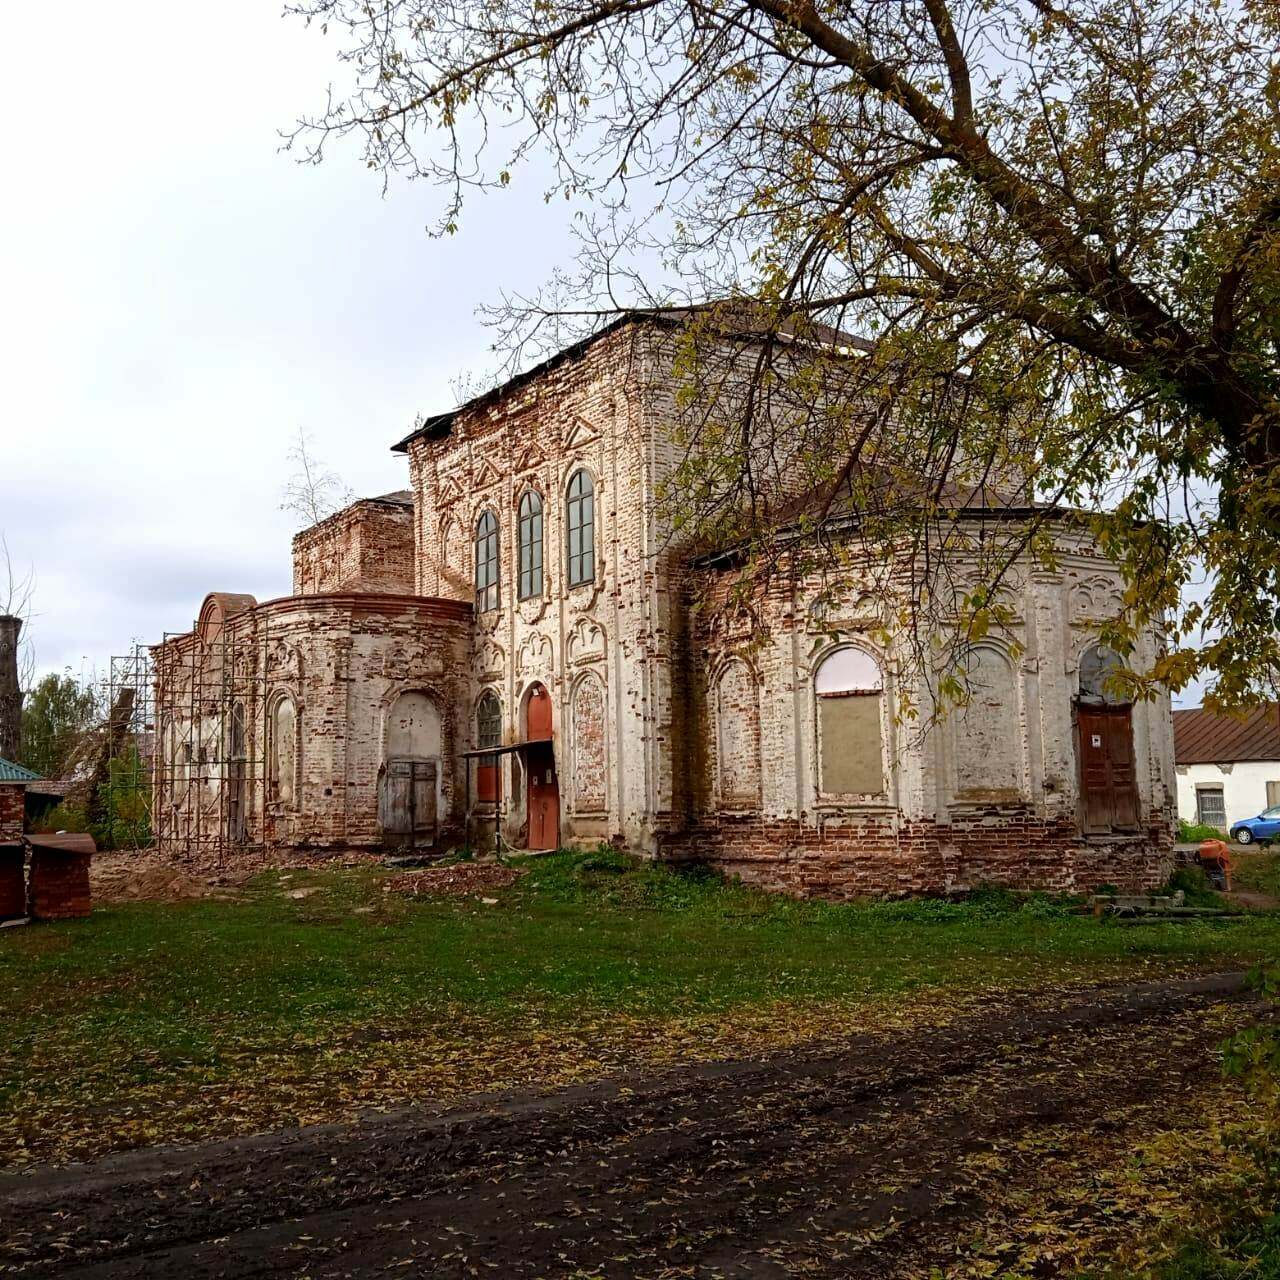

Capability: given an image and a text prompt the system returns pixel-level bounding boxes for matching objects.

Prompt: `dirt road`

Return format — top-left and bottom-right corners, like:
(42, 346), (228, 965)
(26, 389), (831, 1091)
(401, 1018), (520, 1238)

(0, 974), (1255, 1278)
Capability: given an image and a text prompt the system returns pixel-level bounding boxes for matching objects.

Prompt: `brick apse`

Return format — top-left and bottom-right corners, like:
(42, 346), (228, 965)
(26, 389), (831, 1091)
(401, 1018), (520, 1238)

(152, 315), (1176, 894)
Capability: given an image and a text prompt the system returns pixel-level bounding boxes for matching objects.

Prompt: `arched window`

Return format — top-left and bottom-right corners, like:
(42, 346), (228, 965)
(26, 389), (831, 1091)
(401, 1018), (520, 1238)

(814, 647), (884, 796)
(953, 647), (1020, 796)
(518, 491), (543, 600)
(716, 661), (761, 808)
(566, 470), (595, 587)
(1079, 644), (1128, 705)
(269, 694), (298, 809)
(474, 511), (499, 612)
(476, 690), (502, 803)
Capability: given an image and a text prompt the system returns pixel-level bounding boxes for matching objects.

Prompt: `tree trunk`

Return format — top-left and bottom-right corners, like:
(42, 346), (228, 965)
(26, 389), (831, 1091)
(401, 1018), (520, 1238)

(86, 688), (136, 839)
(0, 616), (22, 765)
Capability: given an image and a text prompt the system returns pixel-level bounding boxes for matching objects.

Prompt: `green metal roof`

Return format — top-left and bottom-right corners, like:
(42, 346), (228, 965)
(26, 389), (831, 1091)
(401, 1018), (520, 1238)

(0, 757), (42, 783)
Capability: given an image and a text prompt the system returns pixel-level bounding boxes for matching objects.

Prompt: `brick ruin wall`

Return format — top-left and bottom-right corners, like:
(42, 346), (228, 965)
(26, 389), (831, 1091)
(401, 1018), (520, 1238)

(292, 501), (415, 597)
(665, 543), (1177, 898)
(153, 594), (472, 866)
(0, 783), (23, 841)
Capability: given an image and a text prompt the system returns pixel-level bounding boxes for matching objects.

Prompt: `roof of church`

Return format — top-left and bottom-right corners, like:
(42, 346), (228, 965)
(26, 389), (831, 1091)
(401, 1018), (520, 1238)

(391, 308), (875, 455)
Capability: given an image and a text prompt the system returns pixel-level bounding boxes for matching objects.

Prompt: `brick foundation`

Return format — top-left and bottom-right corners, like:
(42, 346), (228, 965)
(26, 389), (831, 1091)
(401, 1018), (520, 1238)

(661, 807), (1174, 899)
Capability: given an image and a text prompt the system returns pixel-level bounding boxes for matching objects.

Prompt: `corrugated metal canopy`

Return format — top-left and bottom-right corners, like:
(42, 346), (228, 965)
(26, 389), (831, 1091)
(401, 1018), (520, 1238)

(0, 757), (41, 783)
(1172, 704), (1280, 765)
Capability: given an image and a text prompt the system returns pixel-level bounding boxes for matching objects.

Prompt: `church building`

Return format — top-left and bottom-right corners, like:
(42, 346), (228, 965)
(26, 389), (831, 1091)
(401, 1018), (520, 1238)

(151, 314), (1177, 896)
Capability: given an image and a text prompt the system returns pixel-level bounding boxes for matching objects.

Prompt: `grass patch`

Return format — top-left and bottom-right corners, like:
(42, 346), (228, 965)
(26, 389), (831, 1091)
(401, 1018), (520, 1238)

(1235, 849), (1280, 898)
(1178, 820), (1227, 843)
(3, 851), (1279, 1165)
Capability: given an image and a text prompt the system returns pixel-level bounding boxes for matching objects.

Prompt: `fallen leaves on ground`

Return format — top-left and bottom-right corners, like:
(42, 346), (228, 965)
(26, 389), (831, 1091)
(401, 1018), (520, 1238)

(383, 862), (524, 898)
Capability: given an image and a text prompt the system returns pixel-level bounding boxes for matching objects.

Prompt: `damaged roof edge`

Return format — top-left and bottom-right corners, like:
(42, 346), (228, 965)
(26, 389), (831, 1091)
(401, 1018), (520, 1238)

(390, 312), (651, 454)
(389, 307), (878, 455)
(690, 503), (1079, 570)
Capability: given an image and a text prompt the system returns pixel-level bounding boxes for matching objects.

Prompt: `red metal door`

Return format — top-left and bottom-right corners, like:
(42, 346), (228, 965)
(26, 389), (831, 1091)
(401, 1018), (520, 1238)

(1078, 706), (1138, 833)
(526, 744), (559, 850)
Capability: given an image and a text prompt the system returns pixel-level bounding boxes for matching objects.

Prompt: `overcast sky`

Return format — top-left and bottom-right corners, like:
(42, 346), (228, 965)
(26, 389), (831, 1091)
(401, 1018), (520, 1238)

(0, 1), (578, 687)
(1, 2), (1203, 708)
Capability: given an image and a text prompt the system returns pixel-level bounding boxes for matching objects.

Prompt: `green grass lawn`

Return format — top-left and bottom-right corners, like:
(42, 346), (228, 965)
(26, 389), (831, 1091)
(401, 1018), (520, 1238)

(3, 850), (1280, 1166)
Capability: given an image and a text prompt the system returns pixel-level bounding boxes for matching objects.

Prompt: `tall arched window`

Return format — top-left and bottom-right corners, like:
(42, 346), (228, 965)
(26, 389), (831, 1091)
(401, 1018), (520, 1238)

(518, 491), (543, 600)
(953, 647), (1020, 796)
(814, 647), (884, 796)
(474, 510), (499, 612)
(566, 469), (595, 587)
(269, 693), (298, 809)
(476, 689), (502, 803)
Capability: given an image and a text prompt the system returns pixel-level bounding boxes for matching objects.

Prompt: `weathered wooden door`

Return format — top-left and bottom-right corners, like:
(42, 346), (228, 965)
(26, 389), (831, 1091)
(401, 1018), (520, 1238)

(381, 758), (438, 848)
(1078, 706), (1139, 834)
(526, 744), (559, 851)
(227, 762), (248, 845)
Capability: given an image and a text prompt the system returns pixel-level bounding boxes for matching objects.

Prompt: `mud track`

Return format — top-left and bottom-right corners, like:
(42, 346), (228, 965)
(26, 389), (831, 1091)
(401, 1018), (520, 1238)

(0, 974), (1254, 1278)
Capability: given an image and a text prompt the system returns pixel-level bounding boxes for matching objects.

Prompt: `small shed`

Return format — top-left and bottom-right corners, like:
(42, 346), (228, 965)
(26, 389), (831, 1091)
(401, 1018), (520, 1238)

(25, 833), (95, 920)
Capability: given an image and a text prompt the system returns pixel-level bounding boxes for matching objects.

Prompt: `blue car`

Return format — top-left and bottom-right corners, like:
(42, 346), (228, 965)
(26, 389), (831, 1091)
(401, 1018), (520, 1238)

(1230, 805), (1280, 845)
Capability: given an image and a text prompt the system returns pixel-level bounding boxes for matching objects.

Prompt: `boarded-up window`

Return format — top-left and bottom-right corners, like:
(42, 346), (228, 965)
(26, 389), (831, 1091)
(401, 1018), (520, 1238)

(815, 648), (884, 796)
(716, 661), (761, 807)
(572, 675), (608, 811)
(270, 694), (297, 808)
(1267, 780), (1280, 808)
(387, 691), (442, 759)
(954, 647), (1020, 796)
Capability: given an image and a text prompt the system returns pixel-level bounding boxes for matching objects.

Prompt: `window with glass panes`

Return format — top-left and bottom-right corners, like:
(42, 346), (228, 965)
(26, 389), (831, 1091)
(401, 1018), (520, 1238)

(518, 491), (543, 600)
(476, 691), (501, 803)
(566, 470), (595, 587)
(474, 511), (499, 611)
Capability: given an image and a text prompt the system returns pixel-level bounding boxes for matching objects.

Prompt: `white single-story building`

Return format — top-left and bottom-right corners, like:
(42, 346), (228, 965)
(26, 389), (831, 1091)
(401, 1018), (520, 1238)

(1172, 704), (1280, 829)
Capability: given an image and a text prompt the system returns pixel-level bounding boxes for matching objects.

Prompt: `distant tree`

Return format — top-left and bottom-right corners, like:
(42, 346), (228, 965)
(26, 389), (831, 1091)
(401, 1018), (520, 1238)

(289, 0), (1280, 708)
(280, 427), (356, 529)
(20, 673), (99, 780)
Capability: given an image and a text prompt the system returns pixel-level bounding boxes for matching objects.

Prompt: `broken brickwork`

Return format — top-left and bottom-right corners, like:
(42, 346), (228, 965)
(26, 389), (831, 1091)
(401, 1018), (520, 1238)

(0, 783), (23, 842)
(292, 494), (415, 597)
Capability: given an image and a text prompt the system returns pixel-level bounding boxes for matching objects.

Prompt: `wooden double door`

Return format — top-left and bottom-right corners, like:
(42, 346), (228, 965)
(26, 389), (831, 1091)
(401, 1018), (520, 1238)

(381, 758), (438, 849)
(1077, 706), (1139, 834)
(525, 743), (559, 851)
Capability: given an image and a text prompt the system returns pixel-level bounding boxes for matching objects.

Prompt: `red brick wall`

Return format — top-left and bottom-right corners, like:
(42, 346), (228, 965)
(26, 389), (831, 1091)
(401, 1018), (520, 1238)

(0, 784), (23, 841)
(28, 850), (91, 920)
(292, 500), (415, 596)
(661, 808), (1173, 898)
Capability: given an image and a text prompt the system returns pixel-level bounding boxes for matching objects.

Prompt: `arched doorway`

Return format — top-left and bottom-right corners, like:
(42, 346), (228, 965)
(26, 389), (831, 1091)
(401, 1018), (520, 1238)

(522, 682), (559, 850)
(380, 691), (442, 849)
(1076, 645), (1138, 833)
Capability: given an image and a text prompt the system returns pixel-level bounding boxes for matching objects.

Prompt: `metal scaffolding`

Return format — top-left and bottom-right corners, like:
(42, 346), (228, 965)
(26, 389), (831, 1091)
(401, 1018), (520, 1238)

(151, 613), (270, 866)
(94, 644), (156, 850)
